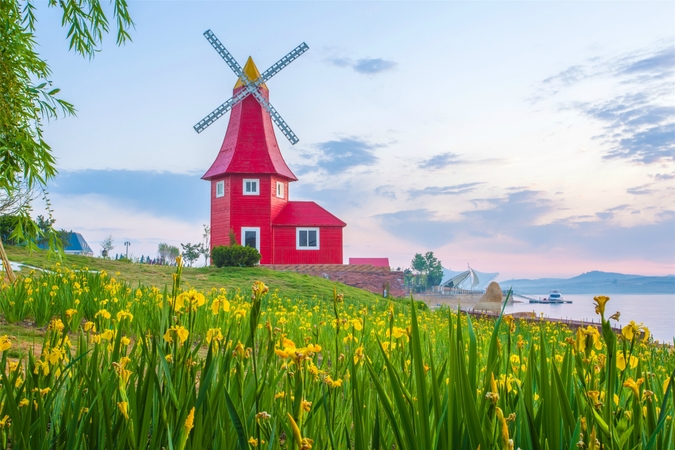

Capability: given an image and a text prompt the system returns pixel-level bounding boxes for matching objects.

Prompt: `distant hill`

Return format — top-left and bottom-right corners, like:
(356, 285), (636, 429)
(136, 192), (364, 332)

(500, 271), (675, 294)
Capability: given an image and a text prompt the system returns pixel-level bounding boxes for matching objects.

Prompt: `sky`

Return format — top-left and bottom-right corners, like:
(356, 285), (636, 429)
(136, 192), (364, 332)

(28, 0), (675, 280)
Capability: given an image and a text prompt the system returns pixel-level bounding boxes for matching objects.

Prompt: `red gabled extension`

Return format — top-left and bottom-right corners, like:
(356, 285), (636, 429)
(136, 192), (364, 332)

(273, 202), (346, 227)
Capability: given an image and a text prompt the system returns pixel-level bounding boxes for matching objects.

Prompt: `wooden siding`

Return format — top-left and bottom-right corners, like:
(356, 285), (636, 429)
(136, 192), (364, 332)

(210, 177), (231, 248)
(202, 86), (296, 181)
(228, 174), (272, 264)
(270, 175), (288, 221)
(271, 226), (343, 264)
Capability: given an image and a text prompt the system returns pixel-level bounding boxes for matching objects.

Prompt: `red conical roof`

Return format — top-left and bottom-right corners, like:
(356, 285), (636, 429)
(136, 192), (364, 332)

(202, 57), (297, 181)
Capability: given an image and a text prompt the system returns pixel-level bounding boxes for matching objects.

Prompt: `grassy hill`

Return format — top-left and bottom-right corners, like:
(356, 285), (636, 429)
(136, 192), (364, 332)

(4, 245), (386, 304)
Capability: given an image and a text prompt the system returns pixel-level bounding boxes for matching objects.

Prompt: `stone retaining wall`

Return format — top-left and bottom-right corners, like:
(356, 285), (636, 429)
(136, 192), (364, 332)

(264, 264), (406, 298)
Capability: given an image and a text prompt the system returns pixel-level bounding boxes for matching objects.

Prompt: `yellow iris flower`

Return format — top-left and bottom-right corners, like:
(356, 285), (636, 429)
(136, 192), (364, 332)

(622, 321), (650, 343)
(117, 401), (129, 420)
(0, 335), (11, 352)
(616, 353), (639, 371)
(184, 407), (195, 433)
(623, 377), (644, 398)
(593, 296), (610, 316)
(163, 325), (189, 344)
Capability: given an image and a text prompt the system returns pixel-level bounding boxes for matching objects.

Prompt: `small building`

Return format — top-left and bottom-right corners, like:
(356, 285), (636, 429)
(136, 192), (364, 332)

(39, 232), (94, 256)
(66, 233), (94, 256)
(349, 257), (390, 268)
(203, 58), (346, 264)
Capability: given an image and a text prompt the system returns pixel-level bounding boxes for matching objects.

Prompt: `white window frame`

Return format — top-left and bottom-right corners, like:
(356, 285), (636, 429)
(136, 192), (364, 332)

(296, 227), (320, 250)
(243, 179), (259, 196)
(241, 227), (260, 251)
(276, 181), (285, 199)
(215, 180), (225, 198)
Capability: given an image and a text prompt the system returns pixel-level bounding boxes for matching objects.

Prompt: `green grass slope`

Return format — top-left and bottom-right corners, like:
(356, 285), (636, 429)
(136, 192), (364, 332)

(4, 245), (385, 304)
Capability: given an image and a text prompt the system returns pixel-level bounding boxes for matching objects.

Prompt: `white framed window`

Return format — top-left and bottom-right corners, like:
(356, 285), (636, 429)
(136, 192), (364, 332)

(241, 227), (260, 251)
(243, 179), (259, 195)
(215, 181), (225, 198)
(276, 181), (285, 199)
(296, 228), (320, 250)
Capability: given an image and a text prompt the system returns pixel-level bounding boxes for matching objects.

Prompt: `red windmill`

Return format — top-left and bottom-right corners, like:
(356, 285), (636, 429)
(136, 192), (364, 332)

(194, 30), (346, 265)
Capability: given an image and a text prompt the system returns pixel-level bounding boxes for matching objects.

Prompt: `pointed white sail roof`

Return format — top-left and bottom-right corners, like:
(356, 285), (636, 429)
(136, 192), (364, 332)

(438, 266), (499, 290)
(439, 268), (471, 287)
(470, 269), (500, 290)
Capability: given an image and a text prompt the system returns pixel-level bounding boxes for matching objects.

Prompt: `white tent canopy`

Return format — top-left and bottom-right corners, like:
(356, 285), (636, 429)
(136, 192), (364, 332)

(439, 266), (499, 291)
(439, 268), (471, 288)
(469, 268), (500, 291)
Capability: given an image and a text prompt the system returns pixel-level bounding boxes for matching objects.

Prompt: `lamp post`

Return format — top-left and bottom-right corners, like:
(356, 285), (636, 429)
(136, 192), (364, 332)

(124, 241), (131, 259)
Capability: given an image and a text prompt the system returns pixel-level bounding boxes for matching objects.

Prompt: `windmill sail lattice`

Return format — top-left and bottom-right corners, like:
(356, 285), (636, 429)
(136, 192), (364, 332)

(193, 30), (308, 145)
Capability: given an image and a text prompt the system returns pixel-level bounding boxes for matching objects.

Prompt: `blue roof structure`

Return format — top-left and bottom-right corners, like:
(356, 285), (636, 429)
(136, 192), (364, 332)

(38, 232), (94, 255)
(65, 232), (93, 255)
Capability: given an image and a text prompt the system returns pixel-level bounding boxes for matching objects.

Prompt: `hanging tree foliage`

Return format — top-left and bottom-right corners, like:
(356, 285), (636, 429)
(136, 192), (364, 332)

(0, 0), (133, 281)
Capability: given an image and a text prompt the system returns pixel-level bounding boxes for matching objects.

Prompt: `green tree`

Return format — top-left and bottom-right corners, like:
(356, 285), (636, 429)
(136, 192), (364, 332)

(424, 251), (444, 287)
(180, 243), (203, 267)
(0, 182), (35, 280)
(410, 251), (443, 291)
(100, 235), (114, 258)
(167, 245), (180, 263)
(0, 216), (17, 245)
(157, 243), (170, 265)
(202, 224), (210, 265)
(158, 243), (180, 265)
(0, 0), (133, 282)
(410, 253), (427, 292)
(411, 253), (427, 273)
(56, 229), (73, 248)
(35, 215), (55, 246)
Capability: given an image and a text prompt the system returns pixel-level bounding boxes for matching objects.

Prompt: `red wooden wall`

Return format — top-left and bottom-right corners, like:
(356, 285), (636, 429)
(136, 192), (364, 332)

(212, 174), (292, 264)
(270, 175), (288, 220)
(229, 174), (271, 264)
(210, 173), (343, 264)
(271, 226), (343, 264)
(210, 176), (231, 248)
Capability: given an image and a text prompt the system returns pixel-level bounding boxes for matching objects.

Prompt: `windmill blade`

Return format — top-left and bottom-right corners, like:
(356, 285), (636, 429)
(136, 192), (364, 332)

(194, 85), (298, 143)
(203, 30), (245, 78)
(246, 86), (299, 144)
(260, 43), (309, 84)
(199, 29), (301, 143)
(194, 83), (298, 143)
(206, 29), (307, 88)
(266, 103), (299, 145)
(193, 88), (250, 133)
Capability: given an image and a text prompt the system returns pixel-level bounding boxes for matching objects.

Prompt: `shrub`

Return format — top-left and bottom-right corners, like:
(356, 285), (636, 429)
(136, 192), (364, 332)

(211, 244), (261, 267)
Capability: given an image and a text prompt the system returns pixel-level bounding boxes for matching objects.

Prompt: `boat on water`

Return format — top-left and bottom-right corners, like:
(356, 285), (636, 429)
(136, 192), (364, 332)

(529, 290), (572, 304)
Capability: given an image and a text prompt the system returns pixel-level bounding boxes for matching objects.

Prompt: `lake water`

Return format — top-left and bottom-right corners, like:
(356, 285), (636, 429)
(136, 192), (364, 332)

(504, 294), (675, 343)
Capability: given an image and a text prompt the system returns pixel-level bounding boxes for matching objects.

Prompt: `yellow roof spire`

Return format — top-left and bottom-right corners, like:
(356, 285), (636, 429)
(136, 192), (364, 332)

(234, 56), (267, 89)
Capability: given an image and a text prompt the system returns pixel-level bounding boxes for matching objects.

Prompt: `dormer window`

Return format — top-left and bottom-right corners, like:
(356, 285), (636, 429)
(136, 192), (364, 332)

(276, 181), (285, 198)
(215, 181), (225, 198)
(243, 179), (259, 195)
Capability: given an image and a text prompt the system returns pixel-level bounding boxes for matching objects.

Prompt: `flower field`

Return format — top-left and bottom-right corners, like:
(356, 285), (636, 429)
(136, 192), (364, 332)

(1, 258), (673, 449)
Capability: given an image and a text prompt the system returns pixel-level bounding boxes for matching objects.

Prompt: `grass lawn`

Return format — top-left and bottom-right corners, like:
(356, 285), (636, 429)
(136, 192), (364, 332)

(4, 245), (387, 304)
